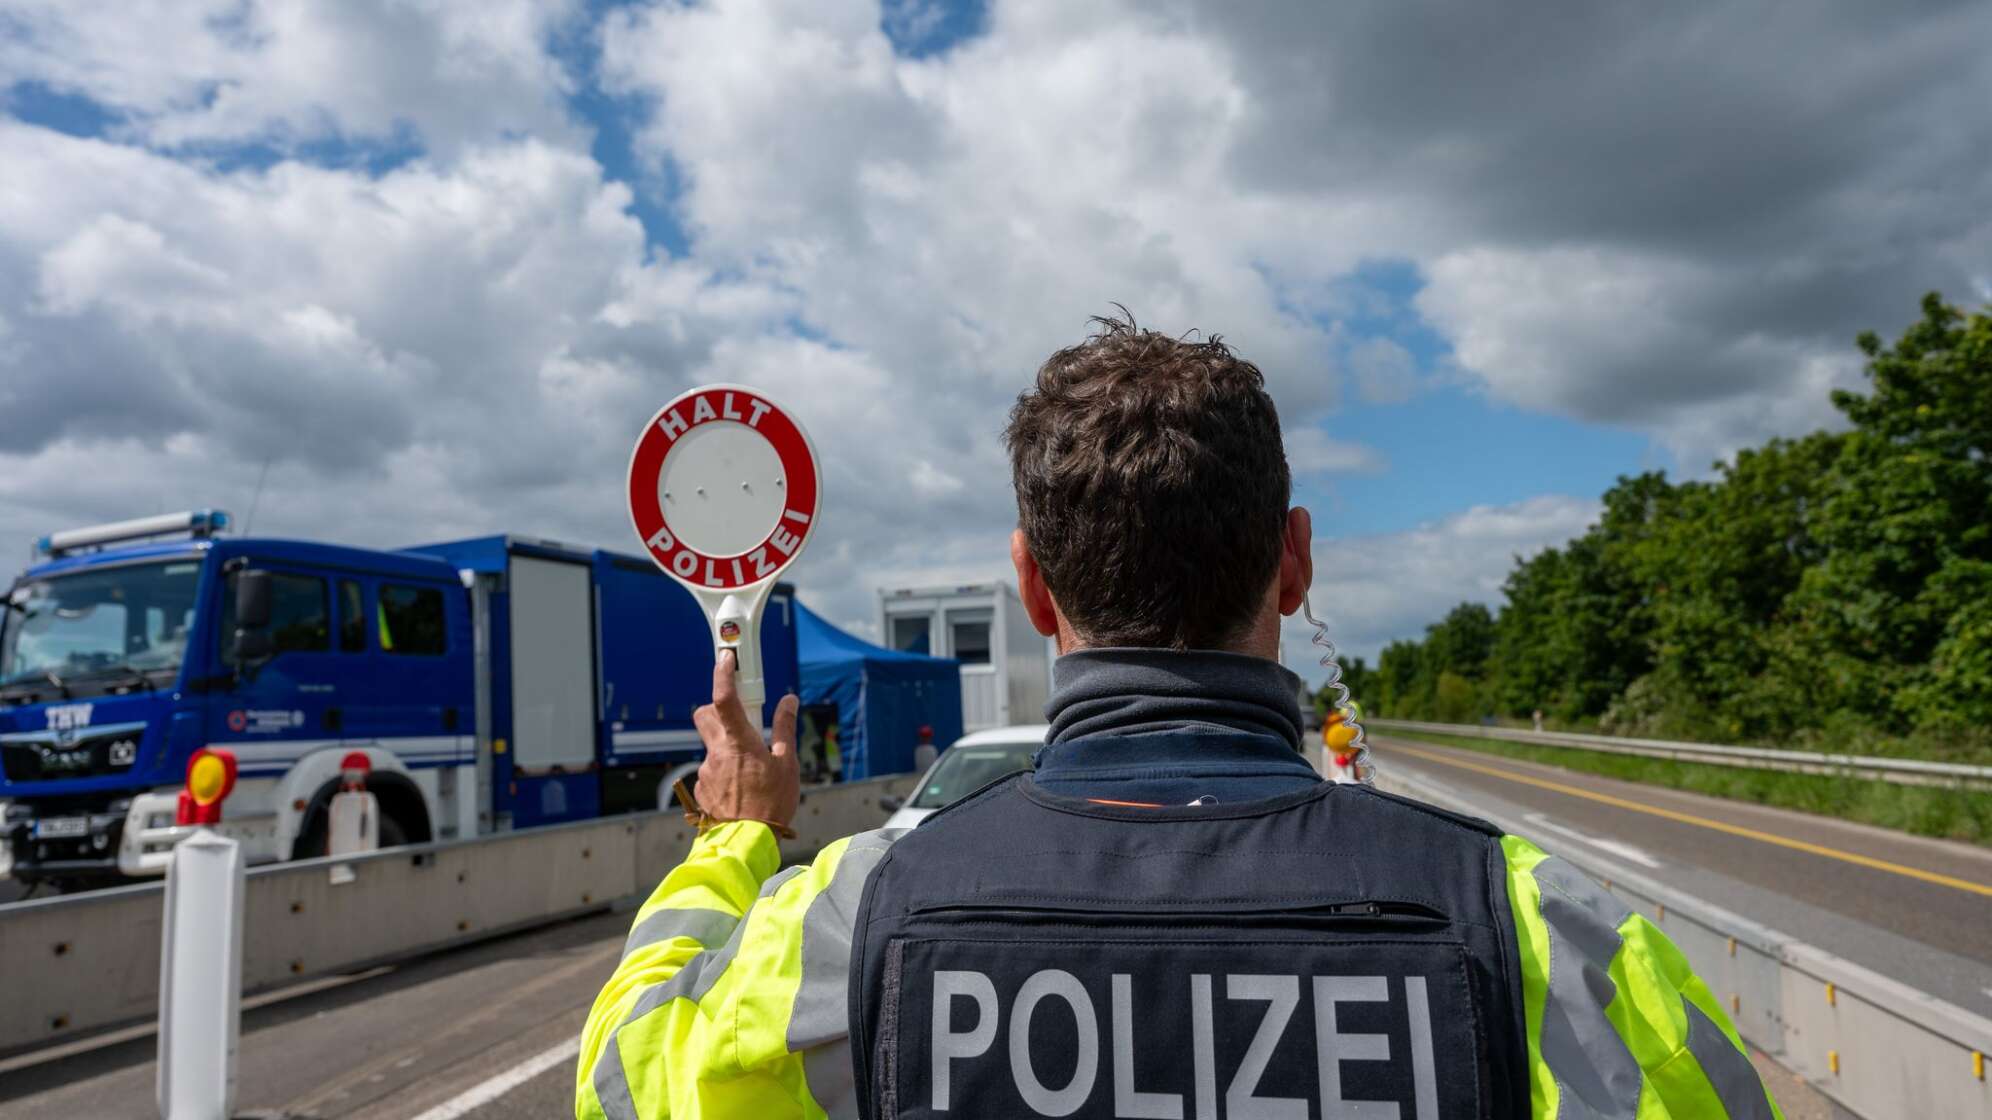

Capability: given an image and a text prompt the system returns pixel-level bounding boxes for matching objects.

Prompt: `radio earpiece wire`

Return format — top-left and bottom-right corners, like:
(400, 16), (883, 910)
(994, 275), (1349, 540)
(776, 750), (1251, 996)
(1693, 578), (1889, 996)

(1302, 595), (1375, 785)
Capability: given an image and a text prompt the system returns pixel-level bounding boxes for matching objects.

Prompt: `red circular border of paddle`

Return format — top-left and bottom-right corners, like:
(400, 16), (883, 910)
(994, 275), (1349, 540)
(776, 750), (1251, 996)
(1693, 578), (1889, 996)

(626, 386), (820, 591)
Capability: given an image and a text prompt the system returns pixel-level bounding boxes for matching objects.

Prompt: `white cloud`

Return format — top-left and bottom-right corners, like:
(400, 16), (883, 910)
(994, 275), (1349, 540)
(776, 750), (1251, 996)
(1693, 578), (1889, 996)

(1416, 246), (1863, 464)
(1347, 335), (1420, 406)
(0, 121), (803, 543)
(3, 0), (1989, 659)
(1283, 427), (1385, 476)
(599, 0), (1357, 424)
(0, 0), (582, 156)
(1282, 494), (1601, 681)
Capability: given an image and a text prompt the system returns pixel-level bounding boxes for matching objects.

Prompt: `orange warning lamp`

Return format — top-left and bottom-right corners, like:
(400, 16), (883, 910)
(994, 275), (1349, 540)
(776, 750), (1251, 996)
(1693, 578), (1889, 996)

(1322, 712), (1360, 773)
(176, 747), (238, 826)
(1323, 715), (1358, 753)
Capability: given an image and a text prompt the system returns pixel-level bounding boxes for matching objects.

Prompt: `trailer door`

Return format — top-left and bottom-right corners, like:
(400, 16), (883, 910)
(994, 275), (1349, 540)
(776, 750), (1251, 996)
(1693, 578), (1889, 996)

(507, 556), (598, 813)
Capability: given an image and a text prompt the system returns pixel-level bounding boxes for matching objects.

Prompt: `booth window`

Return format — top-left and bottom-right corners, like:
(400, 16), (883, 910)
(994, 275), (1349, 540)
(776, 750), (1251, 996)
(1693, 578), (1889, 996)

(890, 615), (931, 656)
(947, 609), (993, 665)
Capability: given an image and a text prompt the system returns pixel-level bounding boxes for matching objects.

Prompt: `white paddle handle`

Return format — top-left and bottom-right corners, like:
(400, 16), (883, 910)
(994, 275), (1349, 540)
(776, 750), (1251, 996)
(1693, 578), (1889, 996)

(712, 590), (766, 711)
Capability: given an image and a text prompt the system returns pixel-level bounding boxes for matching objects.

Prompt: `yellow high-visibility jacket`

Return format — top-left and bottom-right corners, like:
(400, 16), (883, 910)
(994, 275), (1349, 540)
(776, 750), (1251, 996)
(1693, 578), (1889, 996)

(576, 821), (1780, 1119)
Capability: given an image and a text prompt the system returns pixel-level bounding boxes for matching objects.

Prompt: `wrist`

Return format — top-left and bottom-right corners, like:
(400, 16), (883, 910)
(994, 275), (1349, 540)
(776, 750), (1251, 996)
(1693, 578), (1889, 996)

(694, 818), (785, 879)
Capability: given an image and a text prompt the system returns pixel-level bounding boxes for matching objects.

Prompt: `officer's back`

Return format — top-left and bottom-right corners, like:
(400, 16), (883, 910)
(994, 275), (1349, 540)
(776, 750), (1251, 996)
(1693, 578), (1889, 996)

(576, 315), (1781, 1119)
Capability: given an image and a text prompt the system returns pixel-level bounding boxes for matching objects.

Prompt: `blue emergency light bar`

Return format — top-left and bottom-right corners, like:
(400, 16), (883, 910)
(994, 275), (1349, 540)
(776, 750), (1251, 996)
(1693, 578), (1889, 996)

(35, 509), (231, 557)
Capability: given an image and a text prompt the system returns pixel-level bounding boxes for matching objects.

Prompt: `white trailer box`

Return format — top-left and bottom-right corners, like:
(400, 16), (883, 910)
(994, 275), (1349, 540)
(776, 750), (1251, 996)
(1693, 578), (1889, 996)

(880, 583), (1050, 734)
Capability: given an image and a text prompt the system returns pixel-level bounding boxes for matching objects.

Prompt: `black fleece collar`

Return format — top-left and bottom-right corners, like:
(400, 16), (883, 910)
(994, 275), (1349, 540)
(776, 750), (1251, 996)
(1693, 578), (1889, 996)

(1042, 647), (1306, 752)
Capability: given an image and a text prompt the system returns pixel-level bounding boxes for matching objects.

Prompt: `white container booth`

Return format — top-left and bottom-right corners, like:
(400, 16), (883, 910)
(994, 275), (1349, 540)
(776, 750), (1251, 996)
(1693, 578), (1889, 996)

(878, 583), (1050, 735)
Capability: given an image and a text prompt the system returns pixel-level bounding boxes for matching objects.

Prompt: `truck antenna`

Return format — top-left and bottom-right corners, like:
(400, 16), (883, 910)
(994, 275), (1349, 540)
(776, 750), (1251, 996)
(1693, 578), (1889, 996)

(242, 458), (271, 536)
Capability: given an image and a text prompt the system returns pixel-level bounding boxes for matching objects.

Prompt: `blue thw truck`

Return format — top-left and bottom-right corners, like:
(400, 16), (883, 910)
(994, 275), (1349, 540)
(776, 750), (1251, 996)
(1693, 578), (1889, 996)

(0, 510), (799, 890)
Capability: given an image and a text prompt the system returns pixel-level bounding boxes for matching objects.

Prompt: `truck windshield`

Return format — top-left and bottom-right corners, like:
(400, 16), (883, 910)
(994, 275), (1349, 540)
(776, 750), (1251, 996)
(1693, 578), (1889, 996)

(0, 560), (203, 689)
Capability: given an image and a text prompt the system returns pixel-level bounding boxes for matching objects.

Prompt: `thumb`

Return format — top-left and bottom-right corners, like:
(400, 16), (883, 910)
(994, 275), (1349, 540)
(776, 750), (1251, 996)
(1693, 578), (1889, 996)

(769, 693), (800, 758)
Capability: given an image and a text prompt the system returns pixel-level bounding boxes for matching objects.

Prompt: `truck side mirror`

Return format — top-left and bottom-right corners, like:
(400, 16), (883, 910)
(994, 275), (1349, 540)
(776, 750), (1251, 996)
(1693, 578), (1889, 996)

(232, 569), (275, 668)
(879, 795), (904, 813)
(235, 569), (273, 629)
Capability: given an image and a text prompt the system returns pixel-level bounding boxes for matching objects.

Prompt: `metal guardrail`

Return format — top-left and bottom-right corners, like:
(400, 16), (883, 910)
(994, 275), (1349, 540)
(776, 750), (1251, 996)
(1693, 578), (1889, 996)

(1369, 718), (1992, 789)
(0, 773), (918, 1056)
(1375, 764), (1992, 1120)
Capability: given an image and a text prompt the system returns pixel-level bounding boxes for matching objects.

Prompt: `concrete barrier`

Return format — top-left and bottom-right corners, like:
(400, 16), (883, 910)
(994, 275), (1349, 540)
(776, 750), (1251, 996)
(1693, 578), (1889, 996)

(1376, 765), (1992, 1120)
(0, 773), (917, 1056)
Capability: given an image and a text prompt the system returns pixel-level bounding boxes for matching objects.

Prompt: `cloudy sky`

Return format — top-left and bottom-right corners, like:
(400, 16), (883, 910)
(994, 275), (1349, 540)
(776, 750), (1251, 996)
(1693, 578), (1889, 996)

(1, 0), (1987, 678)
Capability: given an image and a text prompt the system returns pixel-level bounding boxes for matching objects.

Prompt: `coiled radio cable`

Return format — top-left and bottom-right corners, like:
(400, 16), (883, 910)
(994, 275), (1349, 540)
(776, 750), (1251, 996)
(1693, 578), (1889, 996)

(1303, 596), (1374, 785)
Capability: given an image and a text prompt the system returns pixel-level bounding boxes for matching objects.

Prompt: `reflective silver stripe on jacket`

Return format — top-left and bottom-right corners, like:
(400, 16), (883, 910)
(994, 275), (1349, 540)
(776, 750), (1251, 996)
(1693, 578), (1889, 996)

(802, 1040), (859, 1120)
(1682, 997), (1776, 1120)
(593, 865), (809, 1120)
(595, 1035), (638, 1120)
(789, 828), (903, 1119)
(1531, 856), (1643, 1120)
(621, 906), (739, 960)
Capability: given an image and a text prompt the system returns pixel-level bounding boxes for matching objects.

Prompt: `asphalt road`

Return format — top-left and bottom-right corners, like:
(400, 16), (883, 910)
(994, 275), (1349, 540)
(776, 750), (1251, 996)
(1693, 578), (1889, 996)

(12, 737), (1980, 1118)
(0, 864), (1844, 1120)
(1373, 734), (1992, 1017)
(0, 907), (622, 1119)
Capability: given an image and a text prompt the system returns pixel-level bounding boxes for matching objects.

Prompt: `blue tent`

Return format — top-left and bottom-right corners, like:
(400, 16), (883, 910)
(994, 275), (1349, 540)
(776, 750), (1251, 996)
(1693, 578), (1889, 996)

(796, 601), (962, 779)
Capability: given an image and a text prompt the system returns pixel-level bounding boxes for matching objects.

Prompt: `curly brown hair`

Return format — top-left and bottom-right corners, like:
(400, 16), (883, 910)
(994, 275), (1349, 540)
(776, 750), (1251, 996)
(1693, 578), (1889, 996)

(1004, 312), (1290, 650)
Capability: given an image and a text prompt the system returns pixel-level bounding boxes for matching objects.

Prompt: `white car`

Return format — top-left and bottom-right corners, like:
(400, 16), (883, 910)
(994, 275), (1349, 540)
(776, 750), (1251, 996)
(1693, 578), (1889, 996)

(881, 725), (1047, 830)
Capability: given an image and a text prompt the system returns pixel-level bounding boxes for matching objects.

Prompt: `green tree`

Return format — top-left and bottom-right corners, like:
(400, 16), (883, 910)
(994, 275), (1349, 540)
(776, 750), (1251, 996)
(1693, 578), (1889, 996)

(1376, 639), (1426, 717)
(1625, 433), (1843, 737)
(1383, 293), (1992, 750)
(1433, 671), (1480, 723)
(1424, 602), (1496, 682)
(1775, 295), (1992, 731)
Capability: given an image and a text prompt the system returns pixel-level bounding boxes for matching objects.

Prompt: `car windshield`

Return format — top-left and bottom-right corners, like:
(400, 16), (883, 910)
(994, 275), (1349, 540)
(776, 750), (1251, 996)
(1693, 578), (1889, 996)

(908, 741), (1038, 808)
(0, 560), (204, 687)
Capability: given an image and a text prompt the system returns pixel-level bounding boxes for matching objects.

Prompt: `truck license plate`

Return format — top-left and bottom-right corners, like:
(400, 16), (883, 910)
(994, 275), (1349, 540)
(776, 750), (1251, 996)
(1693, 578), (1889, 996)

(33, 816), (89, 840)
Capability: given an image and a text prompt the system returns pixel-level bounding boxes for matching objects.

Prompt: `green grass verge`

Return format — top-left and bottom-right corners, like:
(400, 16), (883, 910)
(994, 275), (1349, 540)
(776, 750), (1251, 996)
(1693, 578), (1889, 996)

(1386, 731), (1992, 847)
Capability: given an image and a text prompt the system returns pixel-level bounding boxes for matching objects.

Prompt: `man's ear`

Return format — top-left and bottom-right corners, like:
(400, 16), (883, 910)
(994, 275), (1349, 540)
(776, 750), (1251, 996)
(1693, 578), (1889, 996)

(1276, 507), (1314, 616)
(1011, 528), (1060, 637)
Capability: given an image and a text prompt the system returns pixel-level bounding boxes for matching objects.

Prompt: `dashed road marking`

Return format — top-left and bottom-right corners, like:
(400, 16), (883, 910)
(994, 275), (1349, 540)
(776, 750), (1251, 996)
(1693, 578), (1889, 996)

(1390, 741), (1992, 898)
(406, 1036), (580, 1120)
(1523, 812), (1664, 868)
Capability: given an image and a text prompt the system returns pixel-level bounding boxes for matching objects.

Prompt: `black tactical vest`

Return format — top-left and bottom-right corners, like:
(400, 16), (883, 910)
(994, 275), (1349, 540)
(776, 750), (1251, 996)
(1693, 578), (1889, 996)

(849, 775), (1529, 1119)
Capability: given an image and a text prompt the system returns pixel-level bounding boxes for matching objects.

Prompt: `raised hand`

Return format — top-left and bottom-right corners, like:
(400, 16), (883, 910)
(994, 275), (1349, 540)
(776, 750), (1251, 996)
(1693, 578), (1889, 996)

(690, 650), (801, 832)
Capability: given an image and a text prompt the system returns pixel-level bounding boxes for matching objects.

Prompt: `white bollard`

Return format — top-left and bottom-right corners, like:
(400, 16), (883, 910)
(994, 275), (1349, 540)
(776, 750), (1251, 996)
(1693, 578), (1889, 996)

(157, 828), (244, 1120)
(328, 787), (380, 857)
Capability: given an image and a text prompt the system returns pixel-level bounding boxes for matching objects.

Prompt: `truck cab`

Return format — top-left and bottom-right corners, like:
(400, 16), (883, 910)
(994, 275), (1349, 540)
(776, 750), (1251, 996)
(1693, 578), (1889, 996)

(0, 512), (470, 889)
(1, 513), (805, 892)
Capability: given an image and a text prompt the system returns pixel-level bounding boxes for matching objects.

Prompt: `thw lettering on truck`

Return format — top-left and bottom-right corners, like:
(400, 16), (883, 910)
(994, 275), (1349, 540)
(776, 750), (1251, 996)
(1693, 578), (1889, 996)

(926, 968), (1446, 1119)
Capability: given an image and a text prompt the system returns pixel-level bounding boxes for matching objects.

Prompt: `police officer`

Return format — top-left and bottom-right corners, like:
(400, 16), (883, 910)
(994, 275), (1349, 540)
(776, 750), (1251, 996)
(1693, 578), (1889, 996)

(577, 317), (1780, 1119)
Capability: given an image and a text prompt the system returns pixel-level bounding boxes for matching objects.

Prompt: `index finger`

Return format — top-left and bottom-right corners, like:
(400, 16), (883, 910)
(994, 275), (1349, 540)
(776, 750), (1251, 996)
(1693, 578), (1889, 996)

(709, 650), (757, 739)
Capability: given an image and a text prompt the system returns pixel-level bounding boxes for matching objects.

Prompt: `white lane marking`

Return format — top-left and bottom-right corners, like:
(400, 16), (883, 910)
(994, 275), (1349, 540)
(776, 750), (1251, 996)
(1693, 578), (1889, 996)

(1523, 812), (1664, 869)
(406, 1036), (581, 1120)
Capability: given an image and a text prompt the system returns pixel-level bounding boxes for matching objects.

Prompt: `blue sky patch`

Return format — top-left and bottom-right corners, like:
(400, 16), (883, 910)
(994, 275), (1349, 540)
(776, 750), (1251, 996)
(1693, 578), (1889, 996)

(881, 0), (988, 57)
(556, 0), (693, 259)
(4, 80), (121, 139)
(1285, 258), (1671, 536)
